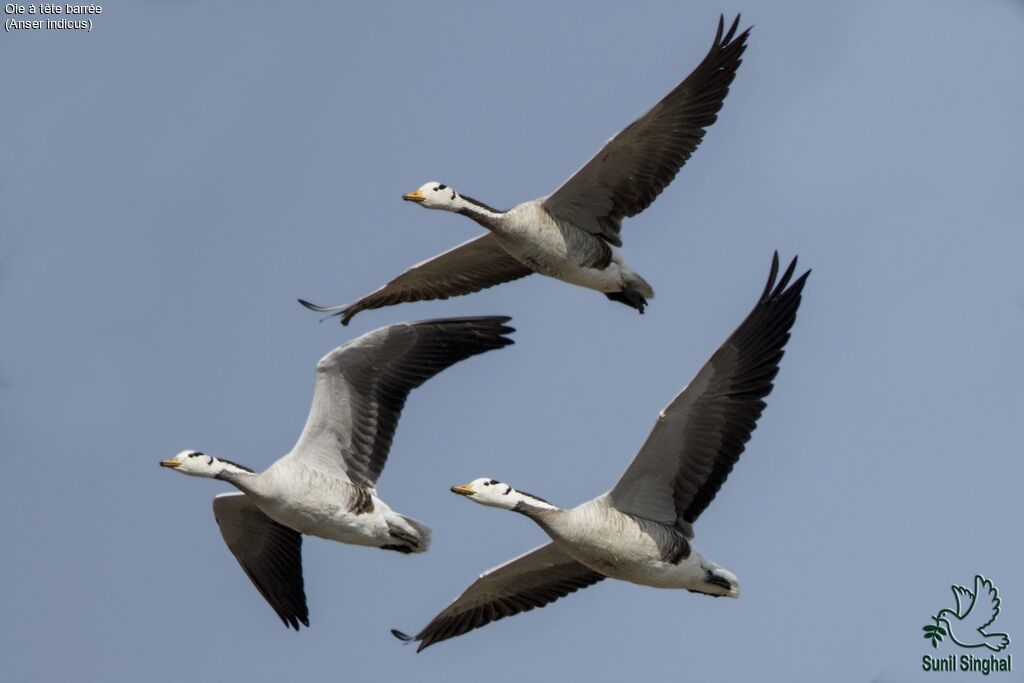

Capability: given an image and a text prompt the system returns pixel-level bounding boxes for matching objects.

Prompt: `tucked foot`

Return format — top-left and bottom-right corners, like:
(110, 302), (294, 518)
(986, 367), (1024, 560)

(605, 285), (648, 314)
(705, 570), (734, 591)
(381, 544), (416, 554)
(686, 569), (740, 597)
(383, 514), (431, 553)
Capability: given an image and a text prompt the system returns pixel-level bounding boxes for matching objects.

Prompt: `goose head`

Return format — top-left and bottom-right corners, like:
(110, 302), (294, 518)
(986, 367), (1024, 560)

(160, 450), (254, 480)
(451, 478), (557, 512)
(403, 182), (460, 210)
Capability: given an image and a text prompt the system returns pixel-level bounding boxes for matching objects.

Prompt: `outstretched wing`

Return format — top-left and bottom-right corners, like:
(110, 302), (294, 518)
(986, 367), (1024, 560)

(299, 234), (533, 325)
(607, 253), (808, 537)
(392, 543), (604, 652)
(212, 493), (308, 630)
(285, 317), (515, 489)
(542, 15), (750, 247)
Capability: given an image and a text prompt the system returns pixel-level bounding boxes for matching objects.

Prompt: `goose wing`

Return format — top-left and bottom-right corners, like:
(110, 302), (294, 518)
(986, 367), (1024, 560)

(285, 317), (514, 489)
(299, 235), (533, 326)
(393, 542), (604, 652)
(607, 253), (808, 536)
(212, 493), (308, 630)
(542, 15), (749, 247)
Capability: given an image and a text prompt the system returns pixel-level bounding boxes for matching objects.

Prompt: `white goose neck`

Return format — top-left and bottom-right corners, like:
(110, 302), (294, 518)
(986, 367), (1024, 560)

(506, 488), (560, 517)
(453, 194), (505, 229)
(211, 458), (259, 490)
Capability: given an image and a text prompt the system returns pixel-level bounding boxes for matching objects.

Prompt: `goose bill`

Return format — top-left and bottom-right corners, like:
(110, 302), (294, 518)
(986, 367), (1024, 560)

(402, 190), (425, 203)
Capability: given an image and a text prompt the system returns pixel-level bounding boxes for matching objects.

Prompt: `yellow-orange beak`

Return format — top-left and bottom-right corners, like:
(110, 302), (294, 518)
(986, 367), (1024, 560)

(160, 459), (181, 469)
(450, 484), (474, 497)
(402, 189), (425, 203)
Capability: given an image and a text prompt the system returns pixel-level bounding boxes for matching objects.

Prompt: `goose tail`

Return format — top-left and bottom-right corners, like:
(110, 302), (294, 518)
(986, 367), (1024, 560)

(384, 513), (432, 554)
(627, 271), (654, 300)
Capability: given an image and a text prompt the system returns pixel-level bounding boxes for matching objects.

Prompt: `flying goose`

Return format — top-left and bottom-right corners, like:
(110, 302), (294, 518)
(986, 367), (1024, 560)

(159, 316), (514, 629)
(300, 16), (750, 325)
(392, 254), (808, 651)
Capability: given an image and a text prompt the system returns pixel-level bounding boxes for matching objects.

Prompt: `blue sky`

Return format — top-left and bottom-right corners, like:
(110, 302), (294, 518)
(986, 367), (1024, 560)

(2, 2), (1022, 681)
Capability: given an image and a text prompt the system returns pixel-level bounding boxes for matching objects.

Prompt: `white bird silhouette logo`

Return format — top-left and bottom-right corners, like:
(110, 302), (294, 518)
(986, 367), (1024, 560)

(929, 575), (1010, 652)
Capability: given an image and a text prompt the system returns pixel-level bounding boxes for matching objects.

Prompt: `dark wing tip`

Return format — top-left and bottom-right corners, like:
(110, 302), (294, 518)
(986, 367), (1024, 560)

(391, 628), (415, 642)
(675, 252), (809, 525)
(297, 298), (332, 312)
(409, 315), (516, 346)
(714, 14), (747, 47)
(759, 252), (810, 303)
(298, 298), (358, 325)
(274, 593), (309, 631)
(409, 314), (512, 325)
(725, 14), (748, 44)
(282, 613), (309, 630)
(774, 255), (799, 295)
(760, 252), (781, 301)
(723, 14), (740, 43)
(790, 268), (812, 294)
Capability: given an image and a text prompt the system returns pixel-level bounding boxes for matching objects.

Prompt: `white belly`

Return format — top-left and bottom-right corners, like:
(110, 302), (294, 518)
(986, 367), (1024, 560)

(496, 234), (634, 292)
(551, 256), (631, 292)
(562, 541), (712, 589)
(540, 505), (735, 593)
(246, 469), (397, 547)
(489, 203), (636, 293)
(259, 494), (393, 546)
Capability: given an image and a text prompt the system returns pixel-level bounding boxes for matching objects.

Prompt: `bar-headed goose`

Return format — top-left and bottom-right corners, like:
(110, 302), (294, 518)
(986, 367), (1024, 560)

(300, 16), (749, 325)
(159, 317), (514, 629)
(393, 254), (808, 651)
